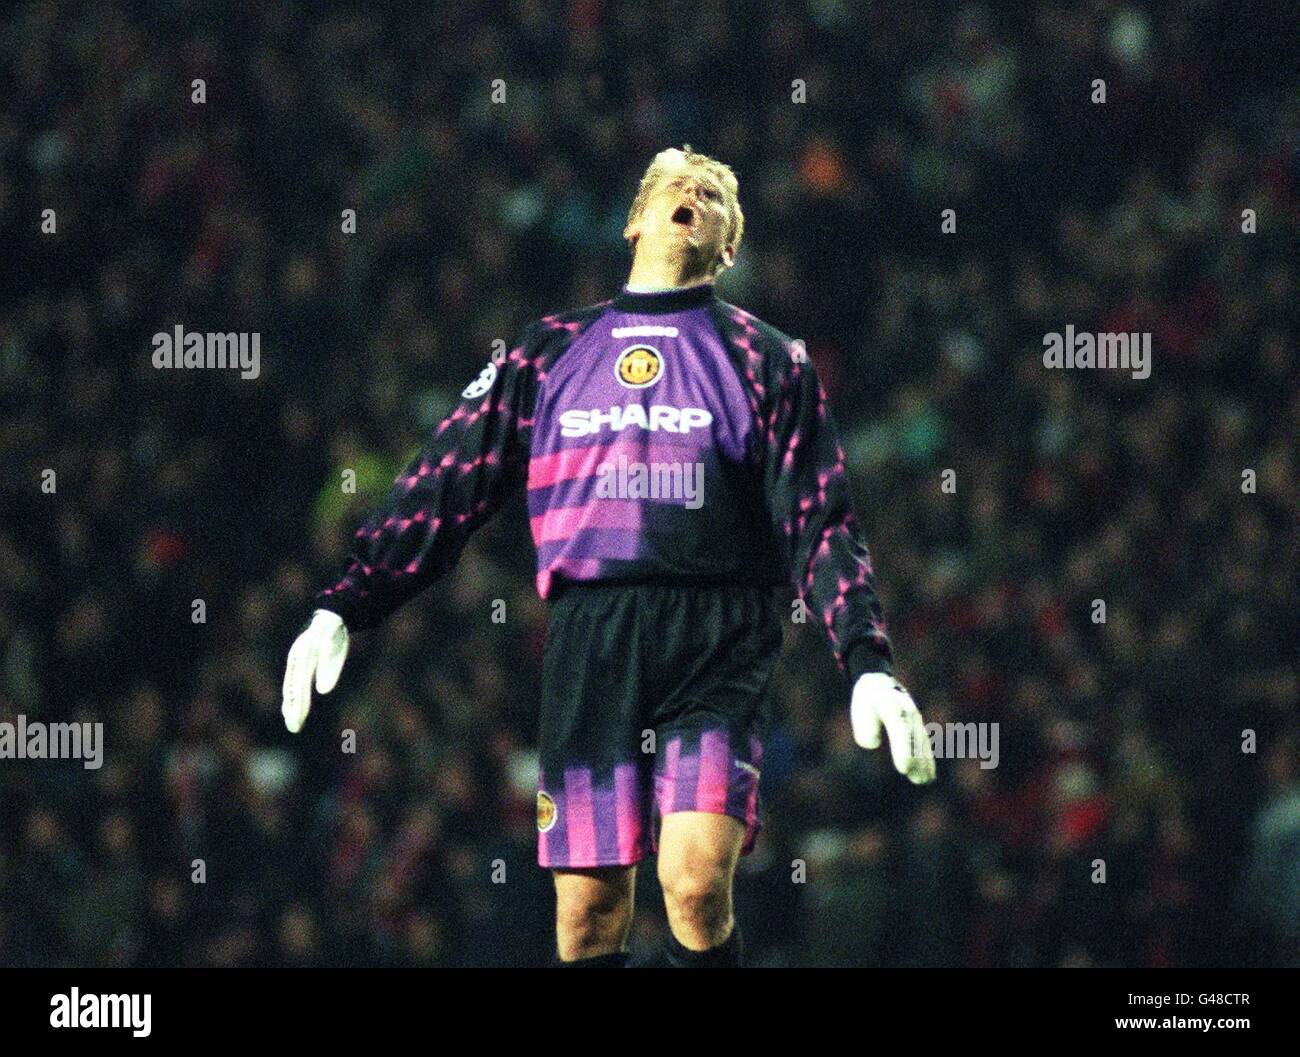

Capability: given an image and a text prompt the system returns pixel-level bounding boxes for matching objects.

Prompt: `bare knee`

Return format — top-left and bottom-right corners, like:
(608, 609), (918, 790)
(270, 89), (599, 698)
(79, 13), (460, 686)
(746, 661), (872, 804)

(554, 868), (635, 961)
(659, 861), (733, 942)
(656, 813), (743, 948)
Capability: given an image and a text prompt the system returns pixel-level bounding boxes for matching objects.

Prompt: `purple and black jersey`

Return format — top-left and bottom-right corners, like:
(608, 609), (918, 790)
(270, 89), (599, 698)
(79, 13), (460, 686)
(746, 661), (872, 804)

(317, 281), (893, 680)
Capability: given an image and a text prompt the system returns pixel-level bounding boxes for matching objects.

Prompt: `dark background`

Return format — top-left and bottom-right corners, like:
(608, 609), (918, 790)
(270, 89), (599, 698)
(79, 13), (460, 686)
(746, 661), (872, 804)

(0, 0), (1295, 967)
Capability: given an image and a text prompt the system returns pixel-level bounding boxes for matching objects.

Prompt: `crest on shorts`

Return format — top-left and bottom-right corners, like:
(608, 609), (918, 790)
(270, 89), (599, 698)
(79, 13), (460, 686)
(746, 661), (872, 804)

(537, 791), (558, 832)
(615, 345), (663, 389)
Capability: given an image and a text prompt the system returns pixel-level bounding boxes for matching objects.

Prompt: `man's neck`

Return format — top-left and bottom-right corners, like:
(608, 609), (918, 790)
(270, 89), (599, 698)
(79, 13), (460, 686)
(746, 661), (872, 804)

(625, 255), (714, 293)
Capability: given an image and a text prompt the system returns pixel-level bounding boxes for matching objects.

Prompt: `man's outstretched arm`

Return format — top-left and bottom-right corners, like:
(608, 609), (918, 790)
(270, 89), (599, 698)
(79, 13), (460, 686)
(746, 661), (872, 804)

(282, 325), (545, 732)
(759, 332), (936, 784)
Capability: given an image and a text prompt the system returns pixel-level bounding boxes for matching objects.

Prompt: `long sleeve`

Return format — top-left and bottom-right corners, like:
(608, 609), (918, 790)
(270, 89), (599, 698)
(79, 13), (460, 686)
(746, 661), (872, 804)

(760, 341), (894, 680)
(315, 324), (545, 630)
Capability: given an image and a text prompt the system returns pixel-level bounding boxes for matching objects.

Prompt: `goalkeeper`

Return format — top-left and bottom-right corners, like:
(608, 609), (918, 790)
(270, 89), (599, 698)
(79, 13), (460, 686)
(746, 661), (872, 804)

(283, 146), (936, 968)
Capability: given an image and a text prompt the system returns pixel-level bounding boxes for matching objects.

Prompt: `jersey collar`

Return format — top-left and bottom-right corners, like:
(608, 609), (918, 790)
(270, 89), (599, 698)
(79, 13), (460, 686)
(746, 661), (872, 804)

(613, 282), (717, 314)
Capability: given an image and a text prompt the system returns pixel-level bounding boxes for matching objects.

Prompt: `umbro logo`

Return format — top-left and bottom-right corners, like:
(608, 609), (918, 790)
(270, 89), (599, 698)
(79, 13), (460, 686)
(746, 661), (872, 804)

(611, 325), (679, 338)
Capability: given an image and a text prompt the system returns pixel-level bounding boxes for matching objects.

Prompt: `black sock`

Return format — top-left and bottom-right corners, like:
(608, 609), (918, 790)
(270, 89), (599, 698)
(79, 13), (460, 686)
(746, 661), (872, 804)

(661, 924), (744, 968)
(553, 950), (629, 968)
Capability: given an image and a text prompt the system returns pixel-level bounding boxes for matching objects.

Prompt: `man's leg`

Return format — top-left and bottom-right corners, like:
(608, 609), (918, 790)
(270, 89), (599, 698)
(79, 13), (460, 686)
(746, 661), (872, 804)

(640, 585), (778, 967)
(553, 865), (636, 965)
(655, 811), (745, 966)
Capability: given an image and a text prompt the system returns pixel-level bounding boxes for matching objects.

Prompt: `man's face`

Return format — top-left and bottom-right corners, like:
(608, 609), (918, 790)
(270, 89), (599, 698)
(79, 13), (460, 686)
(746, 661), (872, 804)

(625, 167), (734, 273)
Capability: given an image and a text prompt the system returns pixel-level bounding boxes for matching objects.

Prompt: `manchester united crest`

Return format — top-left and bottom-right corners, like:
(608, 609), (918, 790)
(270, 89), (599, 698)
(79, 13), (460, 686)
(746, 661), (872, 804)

(615, 345), (663, 389)
(537, 791), (557, 832)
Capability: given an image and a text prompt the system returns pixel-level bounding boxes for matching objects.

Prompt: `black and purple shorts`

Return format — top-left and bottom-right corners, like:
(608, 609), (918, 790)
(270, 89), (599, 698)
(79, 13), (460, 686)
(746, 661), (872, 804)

(537, 581), (782, 869)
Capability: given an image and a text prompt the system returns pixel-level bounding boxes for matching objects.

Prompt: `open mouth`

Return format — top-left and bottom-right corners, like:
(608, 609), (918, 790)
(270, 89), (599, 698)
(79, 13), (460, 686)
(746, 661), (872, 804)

(671, 204), (695, 227)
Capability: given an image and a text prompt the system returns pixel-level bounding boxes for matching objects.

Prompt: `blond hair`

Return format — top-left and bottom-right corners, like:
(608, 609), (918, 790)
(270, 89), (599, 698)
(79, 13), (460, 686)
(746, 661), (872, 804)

(626, 145), (744, 264)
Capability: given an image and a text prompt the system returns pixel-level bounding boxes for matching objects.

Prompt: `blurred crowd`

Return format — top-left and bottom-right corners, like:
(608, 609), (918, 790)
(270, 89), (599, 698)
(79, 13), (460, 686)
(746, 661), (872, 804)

(0, 1), (1295, 967)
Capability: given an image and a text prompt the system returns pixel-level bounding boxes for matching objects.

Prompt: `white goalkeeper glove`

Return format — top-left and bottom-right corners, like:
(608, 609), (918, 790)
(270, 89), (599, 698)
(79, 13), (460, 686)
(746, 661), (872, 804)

(850, 672), (937, 784)
(281, 609), (349, 734)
